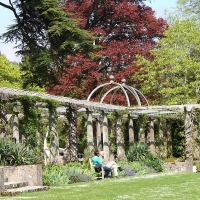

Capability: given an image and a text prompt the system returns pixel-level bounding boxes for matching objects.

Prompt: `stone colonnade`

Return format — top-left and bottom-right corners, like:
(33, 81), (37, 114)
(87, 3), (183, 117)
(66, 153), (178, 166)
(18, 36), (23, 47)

(3, 103), (195, 163)
(86, 106), (193, 162)
(86, 110), (157, 161)
(9, 105), (79, 165)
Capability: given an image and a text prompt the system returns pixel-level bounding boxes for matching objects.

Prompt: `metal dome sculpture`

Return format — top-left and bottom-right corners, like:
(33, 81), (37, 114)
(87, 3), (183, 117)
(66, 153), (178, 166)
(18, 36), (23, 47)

(87, 75), (149, 107)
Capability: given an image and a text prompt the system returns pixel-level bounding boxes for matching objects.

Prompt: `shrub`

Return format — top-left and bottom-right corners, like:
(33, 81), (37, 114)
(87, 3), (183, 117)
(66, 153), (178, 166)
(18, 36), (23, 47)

(126, 143), (149, 162)
(118, 161), (150, 176)
(142, 154), (164, 172)
(0, 138), (41, 166)
(43, 162), (94, 186)
(43, 165), (69, 186)
(165, 155), (176, 162)
(126, 143), (164, 173)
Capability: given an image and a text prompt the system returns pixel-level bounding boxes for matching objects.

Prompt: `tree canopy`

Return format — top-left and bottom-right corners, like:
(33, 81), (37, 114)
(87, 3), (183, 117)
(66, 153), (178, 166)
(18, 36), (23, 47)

(0, 0), (95, 87)
(0, 54), (21, 88)
(46, 0), (167, 105)
(134, 18), (200, 105)
(177, 0), (200, 20)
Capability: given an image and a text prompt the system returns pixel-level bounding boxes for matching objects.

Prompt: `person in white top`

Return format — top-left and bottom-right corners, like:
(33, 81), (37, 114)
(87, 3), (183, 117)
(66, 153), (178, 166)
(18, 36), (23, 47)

(99, 151), (123, 177)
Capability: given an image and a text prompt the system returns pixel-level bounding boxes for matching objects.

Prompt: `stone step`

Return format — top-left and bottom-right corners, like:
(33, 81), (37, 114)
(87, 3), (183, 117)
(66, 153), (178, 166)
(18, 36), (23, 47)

(1, 185), (50, 196)
(4, 181), (28, 189)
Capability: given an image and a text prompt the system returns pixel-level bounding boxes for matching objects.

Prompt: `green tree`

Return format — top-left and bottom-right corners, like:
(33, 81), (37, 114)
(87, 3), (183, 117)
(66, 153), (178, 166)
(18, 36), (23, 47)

(134, 18), (200, 105)
(0, 0), (94, 88)
(177, 0), (200, 20)
(0, 54), (21, 88)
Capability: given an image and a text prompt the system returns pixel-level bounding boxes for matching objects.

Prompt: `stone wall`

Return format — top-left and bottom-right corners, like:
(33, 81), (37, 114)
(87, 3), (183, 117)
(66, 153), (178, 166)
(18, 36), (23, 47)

(3, 164), (42, 186)
(0, 167), (4, 196)
(164, 160), (193, 172)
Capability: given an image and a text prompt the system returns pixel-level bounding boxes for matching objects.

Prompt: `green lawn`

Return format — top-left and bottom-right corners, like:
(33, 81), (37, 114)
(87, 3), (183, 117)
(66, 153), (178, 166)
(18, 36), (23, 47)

(1, 172), (200, 200)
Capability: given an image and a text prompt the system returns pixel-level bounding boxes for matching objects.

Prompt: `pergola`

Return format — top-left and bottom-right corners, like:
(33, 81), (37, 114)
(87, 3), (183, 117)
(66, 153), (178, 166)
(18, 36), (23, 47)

(0, 82), (198, 163)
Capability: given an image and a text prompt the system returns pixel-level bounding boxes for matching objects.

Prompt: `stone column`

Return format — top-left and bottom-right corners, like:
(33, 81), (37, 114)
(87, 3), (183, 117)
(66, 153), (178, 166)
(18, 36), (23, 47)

(116, 114), (125, 160)
(87, 110), (94, 151)
(128, 116), (134, 148)
(50, 118), (59, 164)
(166, 119), (172, 157)
(147, 115), (155, 154)
(184, 105), (193, 165)
(12, 114), (19, 143)
(138, 116), (146, 144)
(102, 112), (109, 161)
(0, 167), (4, 195)
(96, 118), (102, 150)
(66, 105), (78, 162)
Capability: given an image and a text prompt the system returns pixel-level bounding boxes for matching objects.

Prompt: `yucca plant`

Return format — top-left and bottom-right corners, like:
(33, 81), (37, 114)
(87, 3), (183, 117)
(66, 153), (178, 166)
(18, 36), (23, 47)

(0, 138), (41, 166)
(126, 143), (149, 162)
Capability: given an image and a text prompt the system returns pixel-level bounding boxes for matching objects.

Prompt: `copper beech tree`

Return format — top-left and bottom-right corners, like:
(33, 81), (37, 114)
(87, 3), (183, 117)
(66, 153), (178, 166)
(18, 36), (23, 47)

(47, 0), (167, 105)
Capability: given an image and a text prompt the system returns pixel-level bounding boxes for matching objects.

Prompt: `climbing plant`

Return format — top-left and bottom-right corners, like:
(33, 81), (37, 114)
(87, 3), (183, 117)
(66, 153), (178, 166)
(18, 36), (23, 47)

(14, 95), (42, 148)
(9, 96), (60, 151)
(170, 118), (185, 158)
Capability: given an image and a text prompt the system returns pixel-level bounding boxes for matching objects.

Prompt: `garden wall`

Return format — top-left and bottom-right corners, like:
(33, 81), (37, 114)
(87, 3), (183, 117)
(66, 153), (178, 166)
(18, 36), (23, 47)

(0, 167), (4, 195)
(3, 164), (43, 186)
(164, 160), (193, 172)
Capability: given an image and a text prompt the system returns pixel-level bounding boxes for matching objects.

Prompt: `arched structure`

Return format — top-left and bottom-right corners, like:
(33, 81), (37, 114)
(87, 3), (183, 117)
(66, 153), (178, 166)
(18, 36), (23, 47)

(87, 75), (149, 107)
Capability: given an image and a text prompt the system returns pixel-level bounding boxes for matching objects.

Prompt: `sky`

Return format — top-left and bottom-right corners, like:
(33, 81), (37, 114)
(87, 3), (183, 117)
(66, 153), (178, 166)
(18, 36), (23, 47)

(0, 0), (177, 62)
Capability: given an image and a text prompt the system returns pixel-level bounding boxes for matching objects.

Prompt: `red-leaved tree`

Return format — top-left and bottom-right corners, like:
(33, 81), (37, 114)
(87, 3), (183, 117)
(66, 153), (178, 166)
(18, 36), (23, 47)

(46, 0), (167, 105)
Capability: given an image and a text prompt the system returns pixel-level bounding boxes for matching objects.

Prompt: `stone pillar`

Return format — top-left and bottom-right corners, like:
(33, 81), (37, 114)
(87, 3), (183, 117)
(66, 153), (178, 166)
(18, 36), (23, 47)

(116, 114), (125, 160)
(128, 116), (134, 148)
(66, 105), (78, 162)
(12, 114), (19, 143)
(184, 105), (193, 162)
(102, 112), (109, 161)
(50, 119), (59, 164)
(147, 116), (155, 154)
(87, 110), (94, 151)
(138, 116), (146, 144)
(0, 167), (4, 195)
(96, 118), (102, 150)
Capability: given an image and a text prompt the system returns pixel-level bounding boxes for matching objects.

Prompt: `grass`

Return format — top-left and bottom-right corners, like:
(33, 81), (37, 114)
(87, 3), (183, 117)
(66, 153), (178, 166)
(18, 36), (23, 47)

(1, 172), (200, 200)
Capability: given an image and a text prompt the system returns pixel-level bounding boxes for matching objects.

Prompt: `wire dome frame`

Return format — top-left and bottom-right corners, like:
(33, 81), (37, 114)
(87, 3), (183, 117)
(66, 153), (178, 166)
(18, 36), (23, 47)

(87, 75), (149, 107)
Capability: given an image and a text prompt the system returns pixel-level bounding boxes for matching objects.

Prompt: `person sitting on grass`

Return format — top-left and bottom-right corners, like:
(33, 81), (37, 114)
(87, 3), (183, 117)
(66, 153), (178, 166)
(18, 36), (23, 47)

(99, 151), (124, 178)
(91, 150), (111, 178)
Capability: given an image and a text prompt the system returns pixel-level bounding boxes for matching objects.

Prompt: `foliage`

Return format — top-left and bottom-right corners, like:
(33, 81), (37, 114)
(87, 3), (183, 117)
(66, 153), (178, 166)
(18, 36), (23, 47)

(42, 164), (69, 186)
(77, 116), (87, 153)
(66, 169), (93, 184)
(0, 55), (21, 88)
(194, 162), (200, 172)
(142, 153), (164, 172)
(47, 0), (167, 105)
(0, 0), (94, 88)
(170, 118), (185, 158)
(9, 95), (59, 150)
(43, 162), (94, 186)
(14, 95), (43, 148)
(126, 143), (149, 161)
(118, 160), (151, 175)
(177, 0), (200, 20)
(165, 155), (176, 162)
(0, 138), (41, 166)
(193, 108), (200, 146)
(134, 18), (200, 105)
(126, 143), (164, 172)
